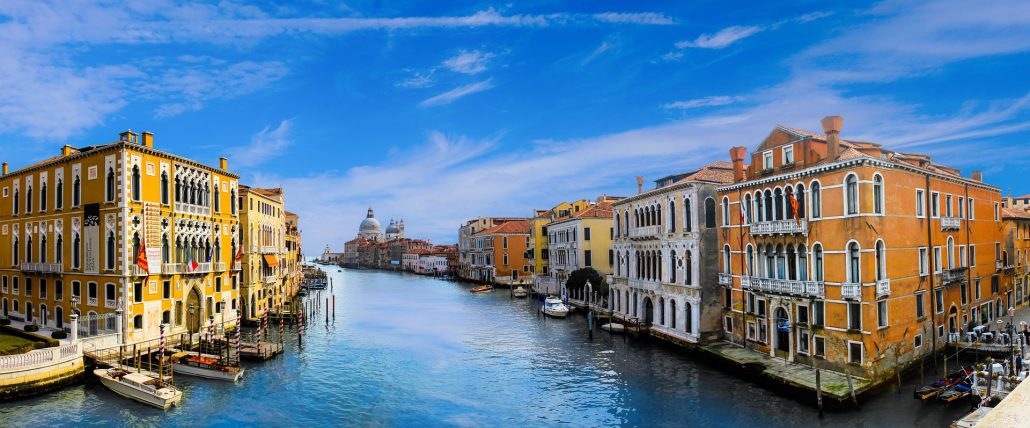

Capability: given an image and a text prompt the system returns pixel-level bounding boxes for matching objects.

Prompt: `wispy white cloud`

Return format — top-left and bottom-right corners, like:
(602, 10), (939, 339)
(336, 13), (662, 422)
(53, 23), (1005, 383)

(419, 80), (495, 108)
(582, 39), (614, 65)
(396, 70), (436, 89)
(144, 60), (290, 118)
(675, 26), (763, 49)
(231, 120), (294, 168)
(592, 12), (675, 25)
(442, 50), (495, 75)
(663, 96), (741, 110)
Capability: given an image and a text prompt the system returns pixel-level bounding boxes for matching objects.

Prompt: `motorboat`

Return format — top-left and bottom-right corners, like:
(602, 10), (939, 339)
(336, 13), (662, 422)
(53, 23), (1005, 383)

(601, 323), (626, 333)
(94, 368), (182, 410)
(170, 352), (245, 382)
(951, 407), (993, 428)
(541, 297), (570, 318)
(513, 286), (528, 298)
(470, 285), (493, 293)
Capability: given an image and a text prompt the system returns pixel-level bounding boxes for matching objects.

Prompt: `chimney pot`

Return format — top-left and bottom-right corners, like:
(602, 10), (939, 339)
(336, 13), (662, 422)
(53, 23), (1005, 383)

(61, 145), (72, 157)
(142, 131), (154, 148)
(636, 176), (644, 194)
(219, 157), (228, 171)
(821, 115), (843, 161)
(972, 171), (983, 182)
(730, 146), (747, 182)
(1, 162), (7, 176)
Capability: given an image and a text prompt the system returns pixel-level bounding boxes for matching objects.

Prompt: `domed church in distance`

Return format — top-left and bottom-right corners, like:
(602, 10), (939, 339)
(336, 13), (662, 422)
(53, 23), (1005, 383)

(358, 207), (383, 240)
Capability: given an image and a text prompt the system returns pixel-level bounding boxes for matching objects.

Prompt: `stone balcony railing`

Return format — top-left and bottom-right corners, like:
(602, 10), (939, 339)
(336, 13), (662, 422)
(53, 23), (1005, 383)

(628, 226), (661, 239)
(743, 276), (824, 298)
(163, 263), (183, 274)
(941, 217), (961, 230)
(718, 273), (732, 285)
(749, 219), (807, 236)
(997, 260), (1004, 271)
(104, 298), (116, 308)
(942, 267), (968, 284)
(841, 283), (862, 300)
(876, 279), (891, 298)
(174, 202), (211, 216)
(87, 296), (98, 306)
(214, 262), (226, 272)
(261, 246), (277, 254)
(265, 275), (277, 284)
(20, 262), (63, 274)
(628, 278), (660, 291)
(233, 261), (242, 271)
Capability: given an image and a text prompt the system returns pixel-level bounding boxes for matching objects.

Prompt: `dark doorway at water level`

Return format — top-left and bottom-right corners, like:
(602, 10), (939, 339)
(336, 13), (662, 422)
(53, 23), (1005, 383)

(186, 287), (202, 333)
(643, 297), (654, 326)
(775, 307), (790, 357)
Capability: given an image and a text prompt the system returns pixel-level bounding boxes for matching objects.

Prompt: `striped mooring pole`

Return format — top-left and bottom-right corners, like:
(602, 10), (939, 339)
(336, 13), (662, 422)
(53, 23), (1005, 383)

(208, 316), (215, 351)
(279, 298), (285, 345)
(263, 312), (269, 341)
(159, 324), (165, 380)
(235, 310), (242, 364)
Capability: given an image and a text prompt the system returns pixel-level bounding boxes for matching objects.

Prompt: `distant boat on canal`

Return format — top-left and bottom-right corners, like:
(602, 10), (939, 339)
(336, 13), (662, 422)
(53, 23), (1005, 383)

(94, 368), (182, 410)
(541, 297), (570, 318)
(470, 285), (493, 293)
(601, 323), (625, 333)
(513, 286), (528, 298)
(170, 352), (245, 382)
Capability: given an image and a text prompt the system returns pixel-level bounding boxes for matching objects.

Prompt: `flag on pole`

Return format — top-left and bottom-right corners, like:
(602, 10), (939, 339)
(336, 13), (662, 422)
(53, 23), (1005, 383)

(787, 190), (800, 226)
(190, 259), (199, 272)
(136, 237), (150, 275)
(235, 242), (243, 261)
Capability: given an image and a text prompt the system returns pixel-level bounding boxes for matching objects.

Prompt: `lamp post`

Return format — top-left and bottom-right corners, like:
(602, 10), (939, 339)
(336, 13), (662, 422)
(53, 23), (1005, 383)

(1009, 306), (1016, 374)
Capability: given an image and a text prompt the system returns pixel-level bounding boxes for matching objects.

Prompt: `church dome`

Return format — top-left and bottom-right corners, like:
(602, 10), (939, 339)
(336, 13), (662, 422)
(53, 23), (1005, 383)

(385, 220), (400, 234)
(359, 207), (382, 237)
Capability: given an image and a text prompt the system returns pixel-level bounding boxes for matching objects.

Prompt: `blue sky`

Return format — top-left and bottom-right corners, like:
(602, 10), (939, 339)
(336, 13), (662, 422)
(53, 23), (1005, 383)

(0, 1), (1029, 251)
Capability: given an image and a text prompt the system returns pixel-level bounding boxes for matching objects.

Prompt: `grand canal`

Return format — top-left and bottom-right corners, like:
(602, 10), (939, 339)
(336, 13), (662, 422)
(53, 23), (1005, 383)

(1, 266), (969, 427)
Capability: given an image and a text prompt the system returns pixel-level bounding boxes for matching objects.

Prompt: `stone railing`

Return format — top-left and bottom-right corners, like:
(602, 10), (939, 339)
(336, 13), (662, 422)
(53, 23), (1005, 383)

(941, 216), (961, 230)
(740, 276), (751, 289)
(628, 278), (660, 291)
(876, 279), (891, 298)
(841, 283), (862, 300)
(174, 202), (210, 217)
(628, 226), (661, 239)
(233, 261), (242, 271)
(743, 276), (824, 298)
(20, 262), (63, 274)
(261, 246), (277, 254)
(265, 275), (277, 284)
(129, 265), (148, 277)
(750, 219), (807, 236)
(214, 262), (227, 272)
(997, 260), (1004, 271)
(0, 343), (81, 372)
(104, 298), (116, 308)
(942, 267), (968, 284)
(87, 296), (98, 306)
(718, 273), (732, 285)
(163, 263), (183, 274)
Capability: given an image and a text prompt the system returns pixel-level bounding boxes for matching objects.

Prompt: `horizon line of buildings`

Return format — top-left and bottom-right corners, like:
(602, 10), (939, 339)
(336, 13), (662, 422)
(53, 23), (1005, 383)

(320, 207), (457, 275)
(453, 115), (1030, 385)
(0, 129), (304, 346)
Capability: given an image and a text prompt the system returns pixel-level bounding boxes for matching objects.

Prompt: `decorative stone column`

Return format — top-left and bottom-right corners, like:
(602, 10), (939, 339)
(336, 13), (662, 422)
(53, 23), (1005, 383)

(70, 313), (79, 343)
(115, 309), (124, 345)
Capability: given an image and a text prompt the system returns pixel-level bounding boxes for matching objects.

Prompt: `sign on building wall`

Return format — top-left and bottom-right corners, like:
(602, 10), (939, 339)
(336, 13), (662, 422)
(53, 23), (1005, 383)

(144, 202), (162, 275)
(83, 203), (100, 274)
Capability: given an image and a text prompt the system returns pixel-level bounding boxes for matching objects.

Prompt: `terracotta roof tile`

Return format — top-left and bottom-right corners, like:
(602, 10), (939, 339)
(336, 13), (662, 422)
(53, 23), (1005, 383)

(474, 219), (530, 235)
(574, 202), (614, 219)
(673, 161), (735, 185)
(1003, 207), (1030, 219)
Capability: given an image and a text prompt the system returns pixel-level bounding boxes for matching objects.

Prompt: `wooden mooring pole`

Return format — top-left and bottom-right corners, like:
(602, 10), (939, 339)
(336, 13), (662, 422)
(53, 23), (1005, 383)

(815, 369), (823, 417)
(332, 295), (335, 320)
(326, 298), (329, 324)
(846, 371), (859, 408)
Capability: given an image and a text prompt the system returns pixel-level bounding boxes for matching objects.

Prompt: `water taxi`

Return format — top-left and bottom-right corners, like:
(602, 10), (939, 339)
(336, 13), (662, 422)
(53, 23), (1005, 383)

(470, 285), (493, 293)
(601, 323), (626, 333)
(170, 352), (245, 382)
(541, 297), (570, 318)
(94, 368), (182, 410)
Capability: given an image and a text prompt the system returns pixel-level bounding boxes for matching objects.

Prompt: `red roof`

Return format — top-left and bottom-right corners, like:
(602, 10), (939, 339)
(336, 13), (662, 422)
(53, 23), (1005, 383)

(474, 220), (530, 236)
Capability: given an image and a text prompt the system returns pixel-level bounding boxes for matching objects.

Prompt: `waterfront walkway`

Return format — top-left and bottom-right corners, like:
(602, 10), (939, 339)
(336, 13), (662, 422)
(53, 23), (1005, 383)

(700, 341), (871, 402)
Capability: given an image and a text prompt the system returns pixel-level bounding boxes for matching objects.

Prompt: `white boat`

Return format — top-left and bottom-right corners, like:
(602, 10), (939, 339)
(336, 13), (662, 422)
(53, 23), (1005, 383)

(541, 297), (570, 318)
(601, 323), (626, 333)
(171, 352), (245, 382)
(513, 286), (528, 298)
(94, 368), (182, 410)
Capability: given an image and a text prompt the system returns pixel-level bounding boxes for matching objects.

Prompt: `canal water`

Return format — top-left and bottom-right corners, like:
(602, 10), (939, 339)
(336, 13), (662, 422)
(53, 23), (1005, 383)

(1, 267), (970, 427)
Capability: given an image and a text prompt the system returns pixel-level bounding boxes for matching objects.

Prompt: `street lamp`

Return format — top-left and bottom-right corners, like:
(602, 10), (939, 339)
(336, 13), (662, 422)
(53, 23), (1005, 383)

(1009, 306), (1017, 373)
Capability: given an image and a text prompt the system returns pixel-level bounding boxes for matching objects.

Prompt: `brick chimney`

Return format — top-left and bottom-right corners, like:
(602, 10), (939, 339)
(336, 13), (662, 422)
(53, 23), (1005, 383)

(1, 162), (7, 176)
(729, 146), (747, 182)
(821, 115), (843, 161)
(636, 176), (644, 194)
(219, 157), (228, 171)
(61, 145), (72, 157)
(141, 131), (154, 148)
(971, 170), (983, 182)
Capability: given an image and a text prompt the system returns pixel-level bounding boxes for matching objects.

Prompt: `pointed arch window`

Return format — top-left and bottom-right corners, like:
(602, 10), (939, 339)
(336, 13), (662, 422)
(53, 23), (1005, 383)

(106, 232), (115, 270)
(55, 179), (63, 209)
(72, 176), (80, 207)
(40, 235), (47, 263)
(161, 172), (169, 204)
(26, 185), (32, 213)
(131, 165), (141, 201)
(13, 188), (19, 214)
(231, 189), (237, 214)
(55, 235), (63, 263)
(40, 182), (47, 211)
(132, 233), (140, 266)
(162, 234), (170, 263)
(25, 235), (32, 263)
(684, 198), (692, 232)
(669, 249), (677, 283)
(12, 236), (19, 265)
(73, 233), (80, 269)
(685, 251), (693, 284)
(105, 167), (115, 202)
(668, 200), (675, 231)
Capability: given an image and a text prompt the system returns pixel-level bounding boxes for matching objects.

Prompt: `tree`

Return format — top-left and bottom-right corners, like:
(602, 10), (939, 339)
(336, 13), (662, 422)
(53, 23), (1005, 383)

(565, 267), (608, 302)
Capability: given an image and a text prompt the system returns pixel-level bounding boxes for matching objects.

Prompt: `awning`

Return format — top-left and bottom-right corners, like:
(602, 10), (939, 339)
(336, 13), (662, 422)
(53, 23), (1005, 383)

(263, 254), (279, 267)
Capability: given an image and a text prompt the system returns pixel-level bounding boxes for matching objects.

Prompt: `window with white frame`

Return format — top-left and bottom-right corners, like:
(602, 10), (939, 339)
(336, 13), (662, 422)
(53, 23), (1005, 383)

(933, 246), (942, 273)
(849, 341), (863, 364)
(845, 174), (859, 215)
(931, 191), (940, 218)
(877, 300), (888, 328)
(916, 189), (925, 217)
(946, 194), (953, 217)
(958, 197), (964, 218)
(814, 336), (825, 357)
(968, 198), (974, 219)
(763, 151), (773, 170)
(783, 146), (794, 165)
(798, 329), (810, 354)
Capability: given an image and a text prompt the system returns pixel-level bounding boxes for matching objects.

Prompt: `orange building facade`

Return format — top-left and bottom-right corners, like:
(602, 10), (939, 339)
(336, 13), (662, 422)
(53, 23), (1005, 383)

(469, 220), (531, 283)
(717, 116), (1007, 379)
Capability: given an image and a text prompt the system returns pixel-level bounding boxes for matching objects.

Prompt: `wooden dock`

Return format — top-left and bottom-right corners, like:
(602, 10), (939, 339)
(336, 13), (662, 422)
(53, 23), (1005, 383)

(239, 341), (282, 361)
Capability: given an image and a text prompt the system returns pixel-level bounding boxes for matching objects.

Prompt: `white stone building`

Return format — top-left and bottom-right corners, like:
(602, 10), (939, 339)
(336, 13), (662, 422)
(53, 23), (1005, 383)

(609, 162), (734, 344)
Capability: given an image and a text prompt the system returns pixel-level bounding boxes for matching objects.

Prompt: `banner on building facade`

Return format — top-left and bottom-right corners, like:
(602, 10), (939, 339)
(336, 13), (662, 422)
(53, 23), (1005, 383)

(83, 203), (100, 274)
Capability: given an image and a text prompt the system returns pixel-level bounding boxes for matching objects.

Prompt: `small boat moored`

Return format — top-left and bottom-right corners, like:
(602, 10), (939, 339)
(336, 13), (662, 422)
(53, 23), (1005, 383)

(513, 286), (528, 298)
(94, 368), (182, 410)
(470, 285), (494, 293)
(170, 352), (245, 382)
(541, 297), (570, 318)
(601, 323), (626, 333)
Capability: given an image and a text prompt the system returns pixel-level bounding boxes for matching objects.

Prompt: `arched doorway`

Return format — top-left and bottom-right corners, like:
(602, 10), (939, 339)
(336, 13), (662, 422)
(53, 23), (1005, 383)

(775, 307), (790, 356)
(185, 286), (202, 334)
(250, 294), (256, 319)
(643, 297), (654, 326)
(949, 306), (958, 333)
(56, 306), (64, 329)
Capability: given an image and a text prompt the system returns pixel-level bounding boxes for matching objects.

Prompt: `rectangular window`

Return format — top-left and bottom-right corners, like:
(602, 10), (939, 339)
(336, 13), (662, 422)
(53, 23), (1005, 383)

(813, 301), (824, 326)
(757, 299), (767, 318)
(992, 275), (999, 294)
(996, 242), (1002, 263)
(914, 334), (923, 349)
(931, 192), (940, 218)
(995, 202), (1000, 221)
(25, 278), (32, 297)
(958, 197), (965, 218)
(215, 277), (222, 293)
(584, 227), (591, 241)
(916, 189), (925, 217)
(747, 321), (757, 341)
(783, 146), (794, 164)
(608, 249), (613, 266)
(162, 310), (171, 324)
(969, 198), (975, 219)
(814, 336), (826, 357)
(763, 151), (773, 170)
(933, 246), (942, 273)
(584, 250), (592, 267)
(72, 281), (80, 298)
(848, 302), (862, 330)
(39, 278), (46, 299)
(961, 281), (968, 304)
(502, 237), (508, 249)
(969, 245), (976, 267)
(798, 305), (809, 325)
(916, 292), (926, 318)
(849, 342), (863, 364)
(935, 288), (944, 313)
(919, 247), (928, 276)
(877, 300), (888, 328)
(724, 288), (731, 309)
(959, 245), (967, 268)
(975, 278), (982, 300)
(798, 329), (810, 354)
(55, 280), (62, 301)
(163, 281), (171, 299)
(759, 322), (767, 343)
(724, 316), (733, 333)
(946, 195), (953, 217)
(747, 292), (756, 314)
(1, 276), (7, 293)
(134, 282), (142, 303)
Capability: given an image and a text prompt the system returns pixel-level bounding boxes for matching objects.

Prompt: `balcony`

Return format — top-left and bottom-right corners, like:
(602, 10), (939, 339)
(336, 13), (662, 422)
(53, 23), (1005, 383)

(129, 265), (148, 277)
(841, 283), (862, 300)
(214, 262), (227, 272)
(749, 219), (807, 236)
(20, 262), (62, 274)
(174, 202), (211, 217)
(997, 260), (1004, 271)
(163, 263), (183, 274)
(942, 267), (967, 284)
(104, 298), (116, 308)
(265, 275), (277, 284)
(261, 246), (277, 254)
(87, 296), (98, 306)
(740, 276), (751, 289)
(233, 261), (242, 271)
(941, 217), (961, 230)
(628, 226), (661, 239)
(186, 262), (212, 274)
(628, 278), (660, 291)
(718, 273), (732, 285)
(743, 276), (824, 298)
(876, 279), (891, 298)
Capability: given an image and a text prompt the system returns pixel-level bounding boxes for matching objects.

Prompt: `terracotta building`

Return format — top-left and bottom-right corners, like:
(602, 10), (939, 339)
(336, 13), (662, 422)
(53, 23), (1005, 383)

(717, 116), (1007, 380)
(469, 220), (531, 283)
